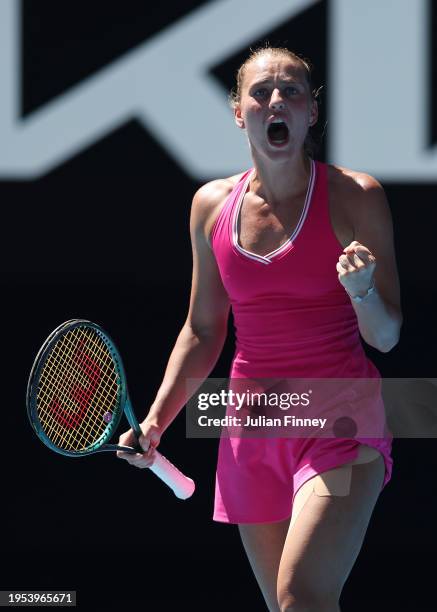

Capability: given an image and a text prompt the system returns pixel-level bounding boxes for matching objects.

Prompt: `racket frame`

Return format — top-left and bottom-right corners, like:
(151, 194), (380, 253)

(27, 319), (140, 457)
(27, 320), (196, 499)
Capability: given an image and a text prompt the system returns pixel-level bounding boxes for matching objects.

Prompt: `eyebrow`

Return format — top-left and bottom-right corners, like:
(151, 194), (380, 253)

(249, 78), (303, 88)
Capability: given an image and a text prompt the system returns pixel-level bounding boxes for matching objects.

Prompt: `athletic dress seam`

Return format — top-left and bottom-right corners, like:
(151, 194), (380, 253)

(230, 159), (316, 265)
(210, 170), (252, 248)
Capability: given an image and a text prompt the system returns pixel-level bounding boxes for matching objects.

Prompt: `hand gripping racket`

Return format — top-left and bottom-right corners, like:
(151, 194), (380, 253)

(26, 320), (195, 500)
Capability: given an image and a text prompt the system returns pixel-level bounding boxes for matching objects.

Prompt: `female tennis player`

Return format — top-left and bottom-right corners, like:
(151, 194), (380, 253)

(117, 46), (402, 611)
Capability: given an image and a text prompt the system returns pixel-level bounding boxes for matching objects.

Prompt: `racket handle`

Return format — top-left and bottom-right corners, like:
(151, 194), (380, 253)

(149, 450), (195, 500)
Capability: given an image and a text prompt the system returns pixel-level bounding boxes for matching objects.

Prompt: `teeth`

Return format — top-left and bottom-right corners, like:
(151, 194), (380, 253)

(270, 118), (285, 124)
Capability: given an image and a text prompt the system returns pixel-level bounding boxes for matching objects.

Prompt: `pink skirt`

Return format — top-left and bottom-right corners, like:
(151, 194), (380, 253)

(213, 435), (393, 524)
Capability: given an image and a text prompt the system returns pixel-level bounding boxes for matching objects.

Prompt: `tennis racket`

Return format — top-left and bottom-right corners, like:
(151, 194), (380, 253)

(26, 319), (195, 500)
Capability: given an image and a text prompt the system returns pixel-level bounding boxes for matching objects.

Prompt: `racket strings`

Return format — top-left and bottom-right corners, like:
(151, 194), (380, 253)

(38, 330), (113, 449)
(39, 333), (107, 435)
(39, 329), (117, 450)
(45, 330), (118, 449)
(40, 334), (115, 434)
(36, 327), (120, 451)
(40, 354), (109, 449)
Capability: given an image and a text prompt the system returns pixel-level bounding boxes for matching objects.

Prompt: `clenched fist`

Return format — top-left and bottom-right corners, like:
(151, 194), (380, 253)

(336, 240), (376, 298)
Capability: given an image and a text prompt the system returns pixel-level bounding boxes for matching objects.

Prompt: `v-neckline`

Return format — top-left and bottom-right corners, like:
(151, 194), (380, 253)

(232, 160), (316, 265)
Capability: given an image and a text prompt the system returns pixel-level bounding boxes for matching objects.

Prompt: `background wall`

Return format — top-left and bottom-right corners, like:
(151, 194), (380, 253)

(2, 1), (436, 610)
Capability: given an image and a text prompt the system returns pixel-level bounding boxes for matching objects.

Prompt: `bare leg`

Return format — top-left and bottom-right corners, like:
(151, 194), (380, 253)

(277, 453), (385, 612)
(289, 444), (381, 530)
(238, 517), (290, 612)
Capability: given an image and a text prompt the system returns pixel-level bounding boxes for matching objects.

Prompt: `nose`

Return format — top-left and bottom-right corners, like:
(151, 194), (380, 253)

(269, 88), (285, 111)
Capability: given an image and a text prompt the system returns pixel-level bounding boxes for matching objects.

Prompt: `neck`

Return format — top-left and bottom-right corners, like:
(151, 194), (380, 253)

(249, 149), (311, 207)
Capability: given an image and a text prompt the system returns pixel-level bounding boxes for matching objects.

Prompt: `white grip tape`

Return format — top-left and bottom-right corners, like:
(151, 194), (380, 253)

(149, 451), (195, 499)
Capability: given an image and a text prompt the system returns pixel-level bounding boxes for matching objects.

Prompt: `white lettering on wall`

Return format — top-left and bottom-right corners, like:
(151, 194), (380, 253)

(0, 0), (316, 180)
(329, 0), (436, 181)
(0, 0), (435, 181)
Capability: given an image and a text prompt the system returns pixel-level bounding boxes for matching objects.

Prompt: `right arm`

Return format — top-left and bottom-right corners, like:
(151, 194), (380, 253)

(117, 180), (232, 465)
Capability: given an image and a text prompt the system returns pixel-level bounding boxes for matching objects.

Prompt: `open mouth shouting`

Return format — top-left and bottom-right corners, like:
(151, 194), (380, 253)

(266, 118), (290, 147)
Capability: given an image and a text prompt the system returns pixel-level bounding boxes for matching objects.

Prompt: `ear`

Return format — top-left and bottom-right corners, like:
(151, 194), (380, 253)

(309, 99), (318, 127)
(234, 105), (245, 130)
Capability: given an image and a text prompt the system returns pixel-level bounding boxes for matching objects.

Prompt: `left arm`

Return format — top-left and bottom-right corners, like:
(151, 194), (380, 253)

(336, 176), (403, 353)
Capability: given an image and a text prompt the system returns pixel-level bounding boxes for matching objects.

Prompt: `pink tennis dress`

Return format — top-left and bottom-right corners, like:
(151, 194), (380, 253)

(210, 160), (393, 524)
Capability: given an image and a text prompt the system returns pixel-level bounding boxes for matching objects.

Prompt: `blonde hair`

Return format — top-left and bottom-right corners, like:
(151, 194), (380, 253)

(229, 45), (322, 157)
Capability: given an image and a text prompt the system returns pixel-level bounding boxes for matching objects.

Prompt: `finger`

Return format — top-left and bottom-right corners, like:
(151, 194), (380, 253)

(116, 450), (134, 460)
(138, 435), (150, 453)
(338, 254), (354, 270)
(118, 450), (142, 461)
(353, 252), (376, 269)
(125, 453), (150, 466)
(117, 430), (134, 446)
(146, 445), (157, 459)
(343, 240), (365, 252)
(341, 250), (369, 269)
(352, 245), (374, 259)
(344, 243), (373, 258)
(348, 251), (367, 267)
(139, 431), (160, 453)
(129, 452), (156, 468)
(149, 429), (161, 445)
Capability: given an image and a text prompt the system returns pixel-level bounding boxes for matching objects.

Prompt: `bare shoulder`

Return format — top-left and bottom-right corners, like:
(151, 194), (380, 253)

(327, 163), (384, 199)
(326, 163), (389, 224)
(191, 172), (245, 246)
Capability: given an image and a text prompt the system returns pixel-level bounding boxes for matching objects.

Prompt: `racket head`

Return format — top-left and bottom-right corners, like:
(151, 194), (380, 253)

(27, 320), (129, 457)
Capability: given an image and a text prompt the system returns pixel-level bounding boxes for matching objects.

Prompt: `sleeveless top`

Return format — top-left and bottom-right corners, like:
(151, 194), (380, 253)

(211, 160), (381, 380)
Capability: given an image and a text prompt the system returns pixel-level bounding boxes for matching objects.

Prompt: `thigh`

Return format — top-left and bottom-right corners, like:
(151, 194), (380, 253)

(278, 454), (385, 600)
(289, 444), (383, 530)
(239, 517), (290, 612)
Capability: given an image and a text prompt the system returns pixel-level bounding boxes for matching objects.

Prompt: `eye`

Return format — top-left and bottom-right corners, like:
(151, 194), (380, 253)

(285, 86), (298, 95)
(253, 88), (268, 98)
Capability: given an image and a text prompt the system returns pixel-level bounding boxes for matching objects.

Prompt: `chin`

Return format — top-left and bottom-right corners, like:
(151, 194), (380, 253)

(250, 136), (306, 164)
(265, 140), (297, 158)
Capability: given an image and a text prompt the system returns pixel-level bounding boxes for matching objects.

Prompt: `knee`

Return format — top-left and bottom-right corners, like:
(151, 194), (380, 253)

(277, 584), (340, 612)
